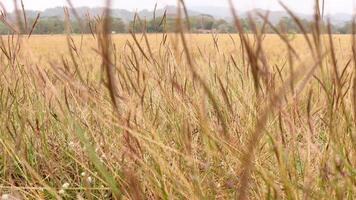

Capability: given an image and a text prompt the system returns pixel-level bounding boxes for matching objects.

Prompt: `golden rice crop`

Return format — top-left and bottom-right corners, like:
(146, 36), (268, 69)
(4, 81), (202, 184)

(0, 1), (355, 199)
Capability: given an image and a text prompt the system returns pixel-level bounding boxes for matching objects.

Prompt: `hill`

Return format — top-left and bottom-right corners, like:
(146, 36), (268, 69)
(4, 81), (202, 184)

(4, 5), (353, 25)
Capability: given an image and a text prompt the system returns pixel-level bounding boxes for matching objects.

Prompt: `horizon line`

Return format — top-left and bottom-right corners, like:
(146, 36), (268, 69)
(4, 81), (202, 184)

(1, 4), (354, 16)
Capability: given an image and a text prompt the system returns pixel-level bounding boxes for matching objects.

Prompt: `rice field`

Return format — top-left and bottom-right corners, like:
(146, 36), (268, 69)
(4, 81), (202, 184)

(0, 14), (355, 200)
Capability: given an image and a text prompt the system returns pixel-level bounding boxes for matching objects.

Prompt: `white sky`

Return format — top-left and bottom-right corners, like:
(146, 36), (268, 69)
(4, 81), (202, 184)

(0, 0), (355, 14)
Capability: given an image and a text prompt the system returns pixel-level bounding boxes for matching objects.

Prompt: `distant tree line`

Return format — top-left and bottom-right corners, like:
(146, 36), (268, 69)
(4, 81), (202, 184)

(0, 16), (127, 34)
(0, 15), (354, 35)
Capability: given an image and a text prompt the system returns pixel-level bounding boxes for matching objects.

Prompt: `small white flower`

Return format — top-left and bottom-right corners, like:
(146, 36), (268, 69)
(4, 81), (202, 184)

(81, 172), (86, 177)
(1, 194), (9, 200)
(68, 141), (75, 147)
(87, 176), (93, 183)
(62, 182), (70, 189)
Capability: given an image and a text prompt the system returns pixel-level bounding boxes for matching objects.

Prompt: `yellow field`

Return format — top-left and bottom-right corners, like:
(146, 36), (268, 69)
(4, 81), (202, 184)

(25, 34), (353, 61)
(0, 33), (355, 199)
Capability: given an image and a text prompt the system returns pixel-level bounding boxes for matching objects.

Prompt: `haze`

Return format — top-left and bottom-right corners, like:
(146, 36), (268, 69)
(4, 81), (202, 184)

(0, 0), (355, 14)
